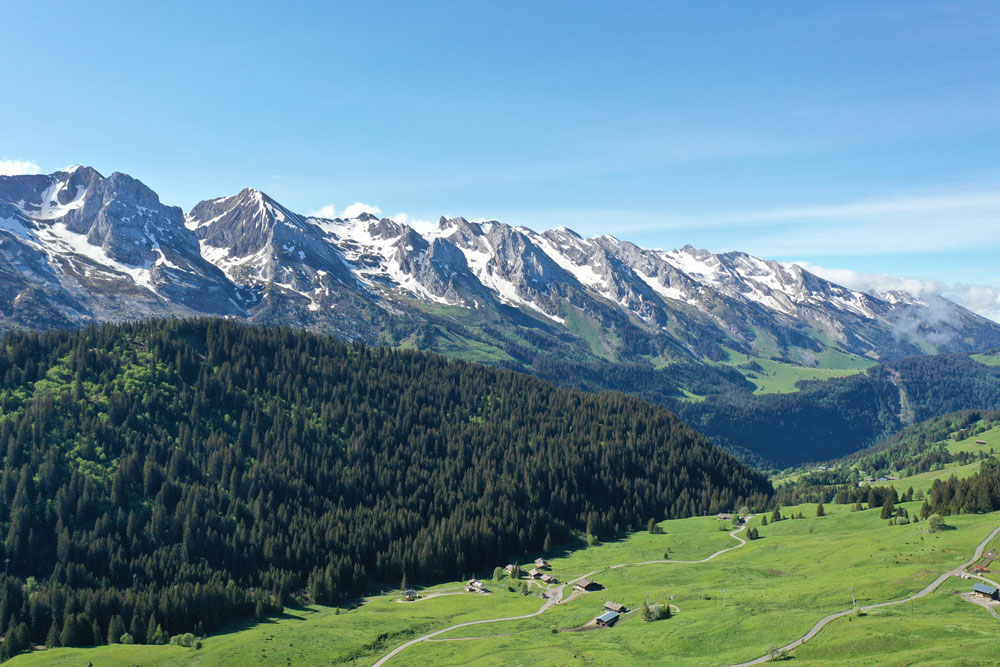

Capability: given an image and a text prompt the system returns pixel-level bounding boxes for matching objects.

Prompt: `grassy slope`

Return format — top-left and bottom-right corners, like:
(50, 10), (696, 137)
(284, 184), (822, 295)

(14, 508), (1000, 666)
(972, 352), (1000, 367)
(867, 424), (1000, 494)
(714, 348), (874, 395)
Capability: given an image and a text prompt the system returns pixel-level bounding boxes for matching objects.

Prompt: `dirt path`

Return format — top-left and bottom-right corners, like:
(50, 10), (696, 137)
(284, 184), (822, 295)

(726, 522), (1000, 666)
(373, 518), (752, 665)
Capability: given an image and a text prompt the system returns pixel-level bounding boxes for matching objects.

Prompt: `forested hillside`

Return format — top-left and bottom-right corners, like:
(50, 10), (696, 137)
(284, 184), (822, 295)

(674, 354), (1000, 466)
(0, 319), (770, 657)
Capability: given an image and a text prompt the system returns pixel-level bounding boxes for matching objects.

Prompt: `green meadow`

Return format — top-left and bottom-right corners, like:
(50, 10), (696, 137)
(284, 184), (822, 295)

(714, 348), (873, 395)
(13, 504), (1000, 666)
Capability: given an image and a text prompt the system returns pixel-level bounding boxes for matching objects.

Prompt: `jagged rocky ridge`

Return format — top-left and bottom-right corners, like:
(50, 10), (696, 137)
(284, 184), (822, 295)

(1, 165), (998, 367)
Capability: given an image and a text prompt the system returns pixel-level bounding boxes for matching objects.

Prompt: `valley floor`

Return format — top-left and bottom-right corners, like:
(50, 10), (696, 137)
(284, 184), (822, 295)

(11, 505), (1000, 666)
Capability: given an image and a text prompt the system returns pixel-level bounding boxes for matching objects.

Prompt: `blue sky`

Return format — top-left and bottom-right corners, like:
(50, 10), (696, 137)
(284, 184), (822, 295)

(2, 2), (999, 317)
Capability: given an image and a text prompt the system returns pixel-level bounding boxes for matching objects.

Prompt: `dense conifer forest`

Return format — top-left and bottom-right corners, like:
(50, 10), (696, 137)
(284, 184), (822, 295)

(674, 355), (1000, 466)
(0, 319), (771, 656)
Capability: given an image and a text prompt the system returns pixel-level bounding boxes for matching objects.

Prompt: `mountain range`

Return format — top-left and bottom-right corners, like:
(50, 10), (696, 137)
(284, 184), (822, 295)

(2, 165), (997, 377)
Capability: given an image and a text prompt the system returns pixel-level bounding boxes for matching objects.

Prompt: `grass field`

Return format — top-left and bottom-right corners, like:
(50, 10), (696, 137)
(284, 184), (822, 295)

(877, 461), (983, 495)
(864, 422), (1000, 495)
(13, 505), (1000, 666)
(714, 348), (873, 394)
(971, 351), (1000, 367)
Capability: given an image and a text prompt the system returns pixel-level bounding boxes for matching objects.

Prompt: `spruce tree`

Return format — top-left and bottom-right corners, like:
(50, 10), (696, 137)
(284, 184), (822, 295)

(46, 616), (61, 648)
(130, 613), (146, 644)
(880, 497), (894, 520)
(107, 614), (125, 644)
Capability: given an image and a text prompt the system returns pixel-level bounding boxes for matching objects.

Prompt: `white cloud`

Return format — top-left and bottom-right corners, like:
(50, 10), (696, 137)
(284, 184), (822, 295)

(341, 202), (381, 219)
(307, 203), (339, 219)
(393, 212), (437, 235)
(0, 159), (42, 176)
(519, 183), (1000, 256)
(791, 261), (1000, 323)
(306, 201), (382, 219)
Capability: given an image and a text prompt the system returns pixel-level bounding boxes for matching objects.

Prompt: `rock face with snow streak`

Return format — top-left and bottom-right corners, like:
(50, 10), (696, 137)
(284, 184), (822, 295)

(0, 165), (998, 366)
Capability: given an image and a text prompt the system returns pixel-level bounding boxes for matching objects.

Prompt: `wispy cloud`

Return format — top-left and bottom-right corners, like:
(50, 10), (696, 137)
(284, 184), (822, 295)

(792, 261), (1000, 323)
(0, 159), (41, 176)
(498, 183), (1000, 256)
(306, 201), (382, 219)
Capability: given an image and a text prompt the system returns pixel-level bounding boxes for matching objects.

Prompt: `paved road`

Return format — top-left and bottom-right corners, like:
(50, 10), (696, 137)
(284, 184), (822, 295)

(726, 522), (1000, 666)
(374, 519), (753, 665)
(371, 579), (566, 666)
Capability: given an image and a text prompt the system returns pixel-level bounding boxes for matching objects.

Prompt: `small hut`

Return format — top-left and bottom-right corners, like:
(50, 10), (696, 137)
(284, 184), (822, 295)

(595, 610), (620, 627)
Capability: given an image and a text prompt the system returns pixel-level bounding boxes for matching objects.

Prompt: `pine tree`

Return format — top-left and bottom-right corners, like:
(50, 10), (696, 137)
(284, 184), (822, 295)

(107, 614), (125, 644)
(816, 502), (825, 517)
(880, 497), (894, 520)
(543, 532), (552, 554)
(130, 613), (146, 644)
(761, 515), (768, 526)
(147, 613), (158, 646)
(771, 506), (782, 522)
(46, 616), (61, 648)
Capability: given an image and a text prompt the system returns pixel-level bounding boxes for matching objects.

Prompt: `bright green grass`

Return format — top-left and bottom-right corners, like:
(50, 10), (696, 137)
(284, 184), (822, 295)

(12, 507), (1000, 666)
(792, 588), (1000, 665)
(561, 307), (618, 361)
(422, 326), (516, 364)
(874, 461), (984, 495)
(971, 352), (1000, 367)
(715, 348), (873, 394)
(948, 424), (1000, 455)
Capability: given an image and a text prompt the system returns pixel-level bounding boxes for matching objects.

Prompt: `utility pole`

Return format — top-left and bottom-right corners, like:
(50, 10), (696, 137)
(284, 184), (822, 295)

(722, 589), (727, 607)
(849, 586), (856, 607)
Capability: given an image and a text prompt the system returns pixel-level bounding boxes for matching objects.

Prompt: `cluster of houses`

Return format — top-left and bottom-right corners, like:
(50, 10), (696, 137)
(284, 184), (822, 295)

(505, 558), (563, 585)
(858, 475), (898, 486)
(495, 556), (631, 630)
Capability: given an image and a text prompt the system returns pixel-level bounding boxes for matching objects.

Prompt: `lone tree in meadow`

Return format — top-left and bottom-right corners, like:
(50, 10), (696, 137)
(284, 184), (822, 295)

(816, 502), (825, 517)
(771, 506), (783, 522)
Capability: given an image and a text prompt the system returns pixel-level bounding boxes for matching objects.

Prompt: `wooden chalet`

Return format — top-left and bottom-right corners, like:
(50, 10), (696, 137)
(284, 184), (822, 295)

(534, 557), (550, 569)
(466, 579), (487, 592)
(528, 568), (542, 579)
(716, 513), (734, 521)
(976, 440), (988, 445)
(595, 610), (620, 627)
(540, 573), (558, 584)
(972, 582), (999, 600)
(604, 601), (627, 613)
(504, 564), (518, 575)
(575, 578), (602, 592)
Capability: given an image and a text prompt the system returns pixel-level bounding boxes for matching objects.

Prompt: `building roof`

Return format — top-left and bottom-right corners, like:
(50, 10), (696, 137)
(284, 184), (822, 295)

(973, 582), (998, 595)
(596, 610), (619, 624)
(604, 601), (627, 612)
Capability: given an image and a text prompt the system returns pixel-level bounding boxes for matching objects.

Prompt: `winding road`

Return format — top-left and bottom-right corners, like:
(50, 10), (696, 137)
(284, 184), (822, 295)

(726, 522), (1000, 666)
(374, 519), (1000, 665)
(373, 519), (753, 666)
